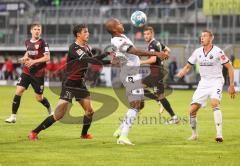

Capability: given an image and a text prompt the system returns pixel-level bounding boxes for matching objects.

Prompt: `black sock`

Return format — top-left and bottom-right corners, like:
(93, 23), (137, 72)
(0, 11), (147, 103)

(81, 114), (93, 136)
(160, 98), (175, 117)
(12, 95), (21, 114)
(33, 115), (56, 134)
(144, 89), (158, 101)
(40, 97), (51, 109)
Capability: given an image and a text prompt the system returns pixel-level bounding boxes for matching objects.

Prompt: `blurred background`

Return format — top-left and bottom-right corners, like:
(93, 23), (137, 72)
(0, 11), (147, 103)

(0, 0), (239, 90)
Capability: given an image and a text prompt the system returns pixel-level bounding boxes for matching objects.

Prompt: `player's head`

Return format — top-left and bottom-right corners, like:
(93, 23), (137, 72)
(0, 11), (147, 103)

(73, 24), (89, 43)
(30, 23), (41, 39)
(143, 26), (154, 43)
(105, 18), (124, 36)
(200, 30), (214, 46)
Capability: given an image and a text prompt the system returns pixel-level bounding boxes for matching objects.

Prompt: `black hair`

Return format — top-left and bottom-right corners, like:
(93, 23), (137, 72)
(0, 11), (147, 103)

(73, 24), (88, 37)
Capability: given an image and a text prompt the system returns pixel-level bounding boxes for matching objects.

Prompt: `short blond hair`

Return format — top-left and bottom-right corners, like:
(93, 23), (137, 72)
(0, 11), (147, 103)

(30, 23), (41, 29)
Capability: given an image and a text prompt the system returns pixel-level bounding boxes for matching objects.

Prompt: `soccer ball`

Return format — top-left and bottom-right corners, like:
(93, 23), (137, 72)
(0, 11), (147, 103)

(130, 11), (147, 27)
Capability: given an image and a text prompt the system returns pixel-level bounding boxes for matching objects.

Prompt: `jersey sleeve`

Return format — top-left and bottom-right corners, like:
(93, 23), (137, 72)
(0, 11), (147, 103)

(150, 41), (165, 52)
(161, 43), (166, 51)
(41, 40), (50, 53)
(111, 37), (134, 53)
(188, 50), (197, 65)
(218, 49), (229, 65)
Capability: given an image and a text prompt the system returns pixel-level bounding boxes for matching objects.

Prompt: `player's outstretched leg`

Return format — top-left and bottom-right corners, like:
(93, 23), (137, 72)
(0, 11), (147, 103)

(113, 122), (123, 138)
(5, 86), (25, 123)
(159, 98), (179, 124)
(117, 108), (138, 145)
(28, 115), (56, 141)
(28, 99), (69, 140)
(116, 100), (144, 145)
(81, 113), (94, 139)
(79, 97), (94, 139)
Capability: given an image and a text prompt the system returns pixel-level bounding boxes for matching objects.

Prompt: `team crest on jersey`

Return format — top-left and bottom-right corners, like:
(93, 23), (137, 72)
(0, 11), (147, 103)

(199, 55), (201, 58)
(35, 44), (39, 49)
(209, 54), (213, 59)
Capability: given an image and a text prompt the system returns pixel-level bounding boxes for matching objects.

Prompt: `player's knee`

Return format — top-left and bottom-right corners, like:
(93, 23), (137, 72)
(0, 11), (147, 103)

(157, 93), (165, 100)
(189, 104), (200, 116)
(130, 100), (143, 110)
(15, 87), (25, 96)
(84, 107), (94, 116)
(36, 95), (43, 102)
(210, 99), (220, 108)
(211, 102), (219, 109)
(139, 101), (144, 110)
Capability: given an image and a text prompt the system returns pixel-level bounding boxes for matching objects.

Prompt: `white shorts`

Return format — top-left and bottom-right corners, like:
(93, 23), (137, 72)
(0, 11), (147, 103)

(120, 66), (144, 102)
(191, 78), (224, 107)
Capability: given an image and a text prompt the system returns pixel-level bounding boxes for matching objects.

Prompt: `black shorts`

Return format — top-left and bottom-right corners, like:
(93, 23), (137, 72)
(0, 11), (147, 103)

(60, 79), (90, 102)
(142, 74), (164, 94)
(17, 73), (44, 94)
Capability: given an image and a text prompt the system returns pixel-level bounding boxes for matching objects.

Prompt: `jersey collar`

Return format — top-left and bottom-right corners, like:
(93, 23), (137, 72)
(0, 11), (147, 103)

(30, 38), (40, 43)
(148, 38), (155, 47)
(203, 45), (214, 57)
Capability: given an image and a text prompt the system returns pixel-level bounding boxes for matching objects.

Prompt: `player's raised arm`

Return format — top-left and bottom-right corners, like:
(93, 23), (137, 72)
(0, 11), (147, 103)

(224, 62), (236, 98)
(127, 46), (169, 60)
(177, 63), (192, 78)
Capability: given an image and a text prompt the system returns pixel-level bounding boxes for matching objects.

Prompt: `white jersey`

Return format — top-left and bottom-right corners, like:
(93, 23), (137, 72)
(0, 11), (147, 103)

(188, 45), (229, 79)
(111, 34), (140, 67)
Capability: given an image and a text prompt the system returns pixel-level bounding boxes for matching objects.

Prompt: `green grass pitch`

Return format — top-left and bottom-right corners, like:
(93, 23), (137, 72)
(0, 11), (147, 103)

(0, 86), (239, 166)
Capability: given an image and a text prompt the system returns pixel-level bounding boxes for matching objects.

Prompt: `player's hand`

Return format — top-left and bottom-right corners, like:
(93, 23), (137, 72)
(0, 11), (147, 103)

(177, 71), (185, 78)
(228, 85), (236, 99)
(25, 58), (36, 68)
(111, 56), (120, 66)
(156, 51), (169, 60)
(18, 57), (29, 64)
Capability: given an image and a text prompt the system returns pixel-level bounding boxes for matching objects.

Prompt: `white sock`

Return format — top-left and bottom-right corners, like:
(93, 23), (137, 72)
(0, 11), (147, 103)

(172, 115), (177, 119)
(118, 122), (124, 131)
(11, 114), (16, 118)
(213, 107), (222, 137)
(190, 115), (197, 136)
(121, 109), (138, 137)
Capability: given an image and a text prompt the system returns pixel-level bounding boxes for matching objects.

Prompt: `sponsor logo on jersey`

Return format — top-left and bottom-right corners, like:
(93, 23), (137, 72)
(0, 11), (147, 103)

(220, 55), (226, 60)
(76, 49), (84, 56)
(28, 50), (38, 56)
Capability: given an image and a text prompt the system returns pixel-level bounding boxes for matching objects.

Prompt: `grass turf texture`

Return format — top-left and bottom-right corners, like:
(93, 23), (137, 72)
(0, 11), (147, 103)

(0, 86), (239, 166)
